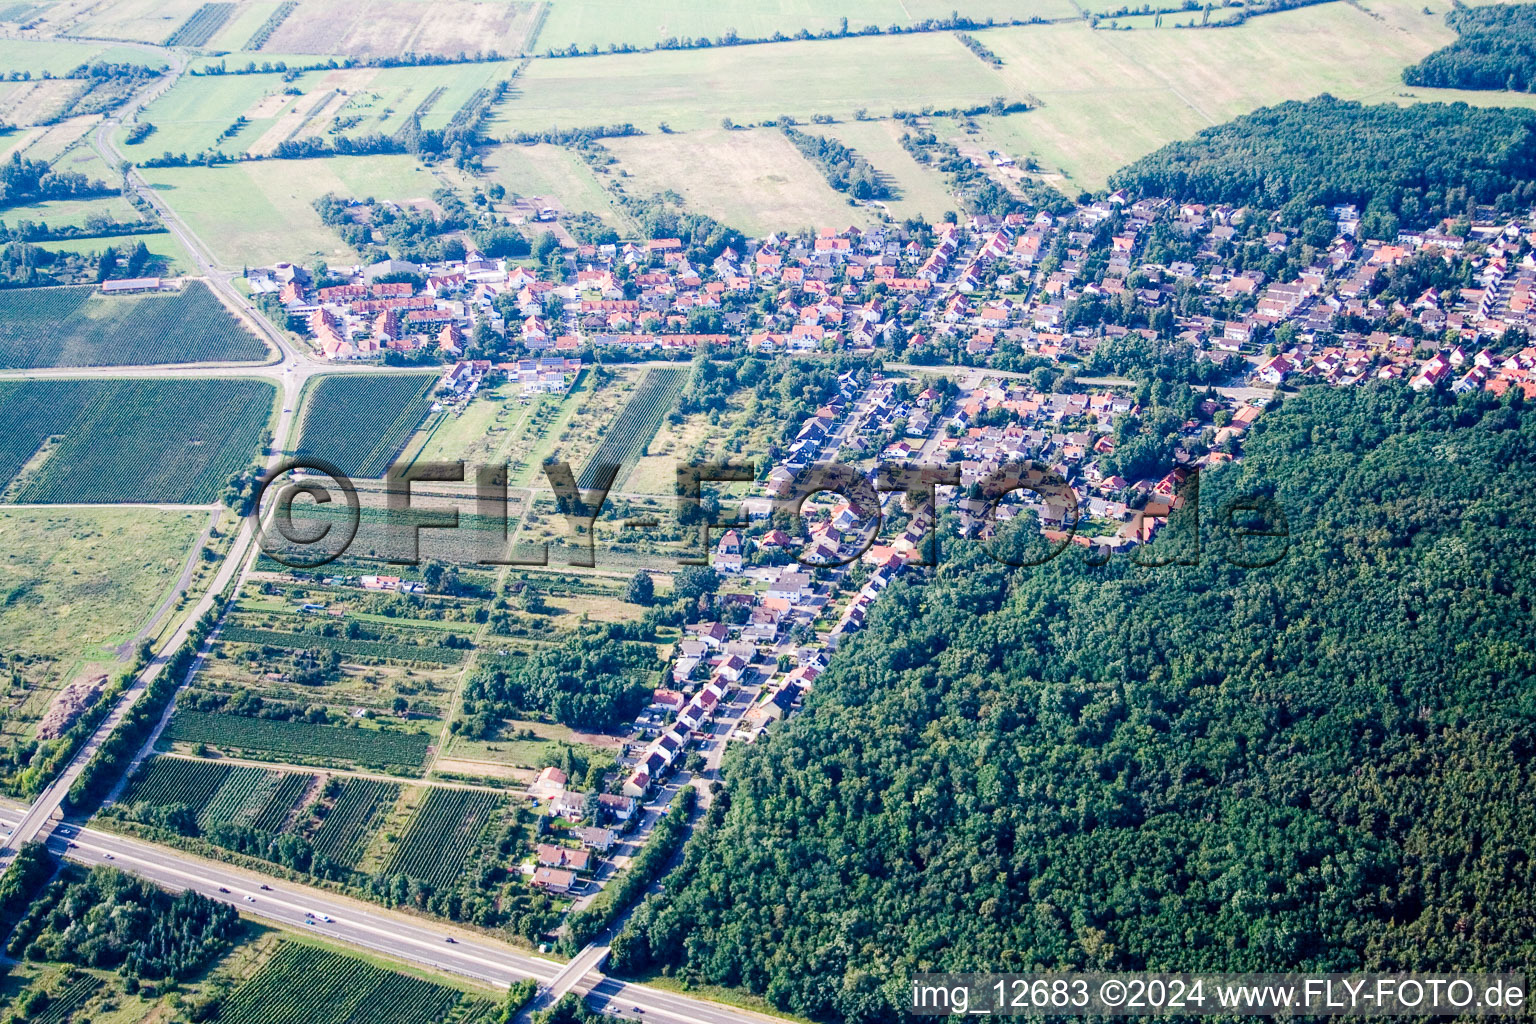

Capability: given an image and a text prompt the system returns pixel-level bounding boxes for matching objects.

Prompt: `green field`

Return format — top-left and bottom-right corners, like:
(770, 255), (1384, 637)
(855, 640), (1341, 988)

(218, 625), (471, 665)
(491, 32), (1013, 133)
(293, 373), (439, 479)
(310, 777), (400, 866)
(164, 710), (433, 768)
(968, 0), (1459, 187)
(0, 282), (267, 369)
(0, 378), (274, 504)
(578, 365), (687, 489)
(0, 509), (209, 746)
(534, 0), (1078, 52)
(0, 38), (170, 76)
(35, 230), (200, 276)
(139, 156), (443, 267)
(603, 128), (870, 236)
(385, 786), (504, 887)
(120, 756), (308, 831)
(214, 942), (474, 1024)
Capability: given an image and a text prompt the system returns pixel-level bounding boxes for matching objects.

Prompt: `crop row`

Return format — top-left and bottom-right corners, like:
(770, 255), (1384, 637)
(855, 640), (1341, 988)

(310, 778), (400, 866)
(32, 971), (102, 1024)
(386, 788), (503, 889)
(215, 942), (465, 1024)
(0, 378), (274, 504)
(196, 765), (280, 831)
(164, 3), (236, 47)
(123, 757), (318, 833)
(0, 283), (266, 370)
(165, 711), (432, 768)
(219, 626), (469, 665)
(293, 374), (438, 480)
(577, 366), (688, 490)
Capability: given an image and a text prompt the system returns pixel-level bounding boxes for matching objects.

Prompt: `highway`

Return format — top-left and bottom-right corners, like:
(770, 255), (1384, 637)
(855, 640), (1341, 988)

(0, 806), (773, 1024)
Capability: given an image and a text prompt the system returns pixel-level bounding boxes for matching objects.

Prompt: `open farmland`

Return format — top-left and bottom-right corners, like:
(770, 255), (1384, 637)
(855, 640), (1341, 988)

(0, 378), (274, 504)
(0, 282), (267, 369)
(254, 0), (544, 56)
(602, 128), (871, 236)
(967, 0), (1460, 187)
(120, 757), (309, 831)
(70, 0), (210, 43)
(292, 372), (438, 479)
(213, 942), (478, 1024)
(136, 157), (441, 267)
(217, 625), (471, 666)
(480, 141), (626, 225)
(0, 509), (209, 749)
(533, 0), (1078, 53)
(818, 117), (962, 219)
(310, 777), (399, 865)
(0, 38), (169, 77)
(164, 710), (434, 769)
(490, 32), (1012, 133)
(165, 3), (237, 46)
(578, 365), (687, 489)
(385, 786), (504, 887)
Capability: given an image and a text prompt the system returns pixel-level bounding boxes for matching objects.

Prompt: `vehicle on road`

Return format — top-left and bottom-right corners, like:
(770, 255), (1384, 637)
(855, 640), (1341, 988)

(218, 887), (230, 893)
(444, 936), (456, 943)
(320, 915), (332, 923)
(260, 884), (272, 890)
(103, 852), (113, 859)
(244, 895), (255, 902)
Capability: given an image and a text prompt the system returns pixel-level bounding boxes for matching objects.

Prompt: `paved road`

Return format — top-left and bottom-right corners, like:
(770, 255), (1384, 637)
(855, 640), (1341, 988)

(0, 807), (772, 1024)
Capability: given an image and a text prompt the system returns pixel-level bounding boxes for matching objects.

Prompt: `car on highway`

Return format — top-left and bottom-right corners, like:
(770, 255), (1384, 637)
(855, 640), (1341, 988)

(218, 887), (230, 893)
(260, 884), (272, 890)
(444, 936), (456, 943)
(319, 915), (332, 923)
(244, 895), (255, 902)
(102, 852), (113, 859)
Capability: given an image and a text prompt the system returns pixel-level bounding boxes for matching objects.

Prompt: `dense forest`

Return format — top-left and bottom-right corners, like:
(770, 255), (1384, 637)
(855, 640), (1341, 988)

(1402, 3), (1536, 92)
(1109, 96), (1536, 235)
(611, 385), (1536, 1022)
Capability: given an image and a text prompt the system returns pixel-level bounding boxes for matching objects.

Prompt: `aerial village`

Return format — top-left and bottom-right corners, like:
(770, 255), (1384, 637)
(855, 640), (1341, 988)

(242, 189), (1536, 899)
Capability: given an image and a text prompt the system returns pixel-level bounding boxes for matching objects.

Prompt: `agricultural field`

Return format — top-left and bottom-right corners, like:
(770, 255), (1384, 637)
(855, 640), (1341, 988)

(136, 156), (442, 266)
(0, 81), (89, 132)
(0, 38), (168, 77)
(212, 941), (491, 1024)
(292, 372), (438, 479)
(533, 0), (1078, 53)
(36, 230), (200, 276)
(218, 625), (471, 666)
(0, 377), (275, 504)
(0, 509), (209, 745)
(490, 32), (1013, 134)
(164, 710), (434, 769)
(601, 128), (872, 237)
(0, 282), (268, 369)
(70, 0), (211, 42)
(479, 141), (627, 226)
(253, 0), (544, 57)
(0, 193), (144, 232)
(121, 756), (316, 830)
(967, 0), (1459, 187)
(166, 2), (238, 46)
(411, 378), (562, 468)
(310, 777), (399, 865)
(438, 715), (617, 779)
(577, 365), (687, 489)
(817, 117), (964, 220)
(132, 60), (516, 160)
(385, 785), (505, 887)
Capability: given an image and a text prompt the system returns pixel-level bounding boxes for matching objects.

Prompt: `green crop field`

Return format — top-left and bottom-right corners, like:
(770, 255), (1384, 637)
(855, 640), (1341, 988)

(578, 366), (687, 490)
(218, 626), (471, 666)
(214, 942), (470, 1024)
(31, 971), (103, 1024)
(293, 373), (439, 479)
(165, 710), (433, 768)
(386, 787), (504, 888)
(0, 282), (267, 369)
(310, 777), (400, 866)
(0, 378), (274, 504)
(121, 757), (313, 831)
(165, 2), (236, 46)
(491, 32), (1011, 134)
(533, 0), (1077, 53)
